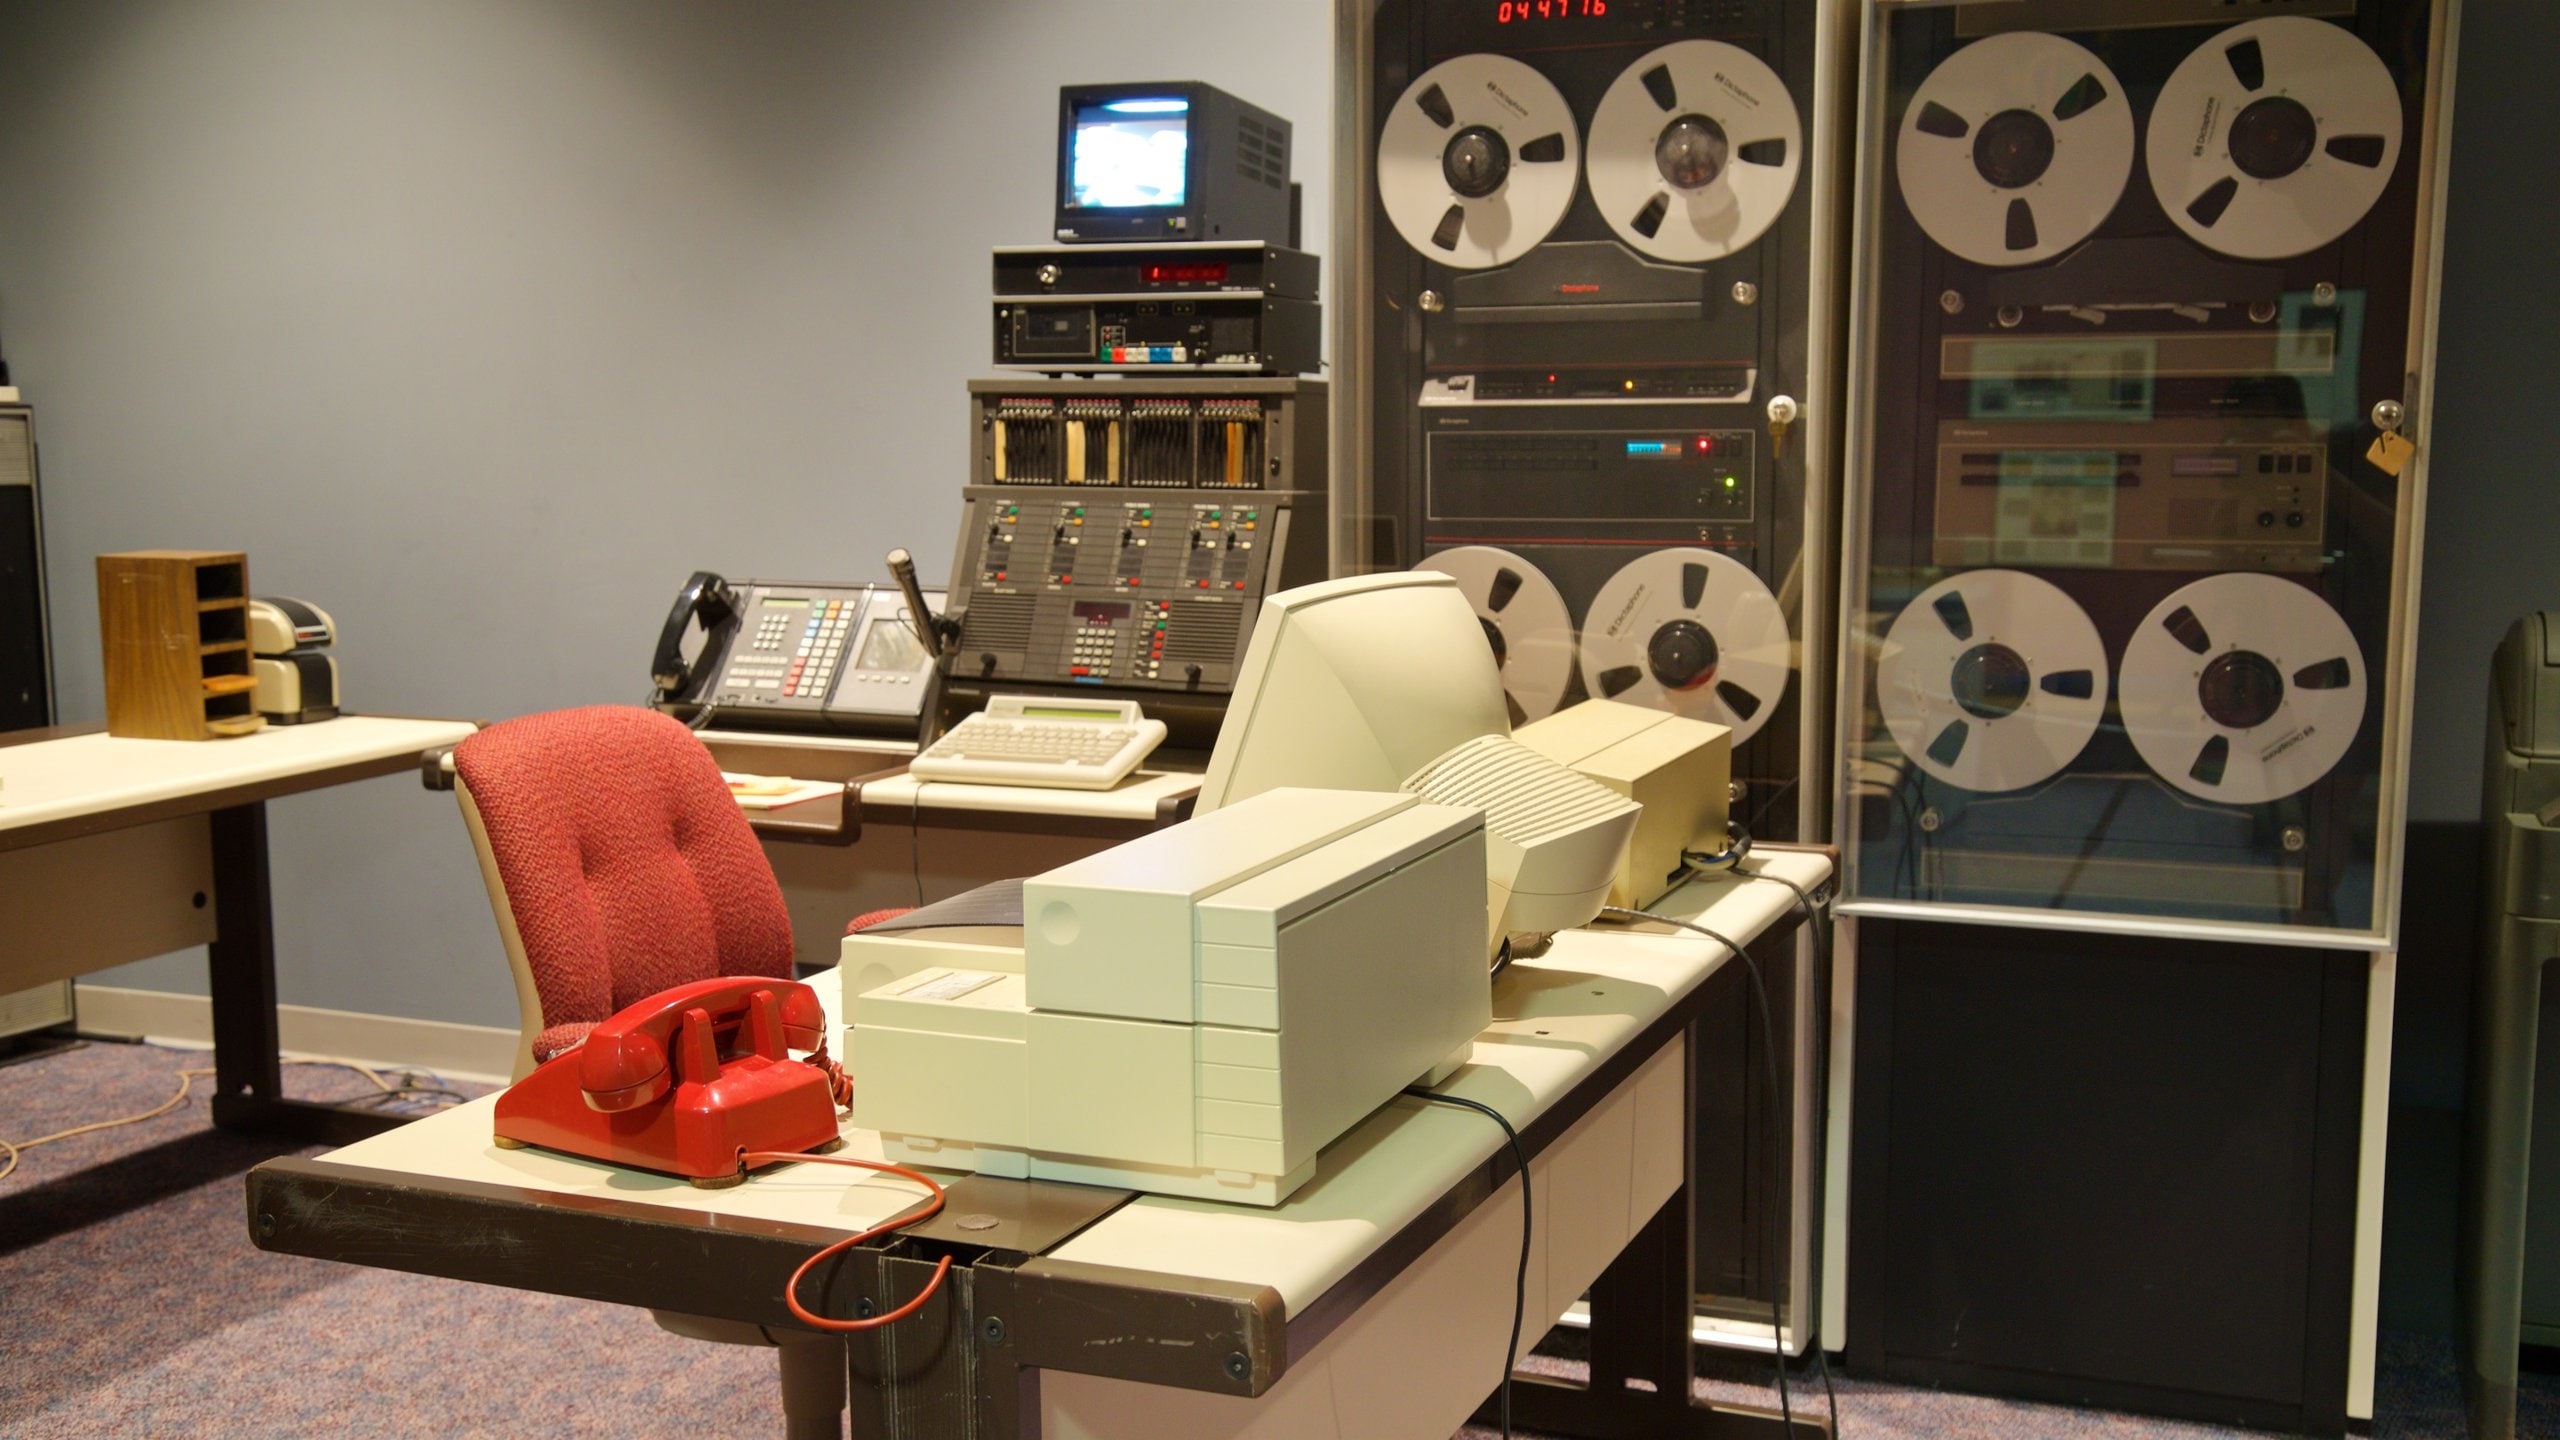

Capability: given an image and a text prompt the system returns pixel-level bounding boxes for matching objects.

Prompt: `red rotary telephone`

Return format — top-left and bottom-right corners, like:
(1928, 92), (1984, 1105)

(491, 976), (846, 1186)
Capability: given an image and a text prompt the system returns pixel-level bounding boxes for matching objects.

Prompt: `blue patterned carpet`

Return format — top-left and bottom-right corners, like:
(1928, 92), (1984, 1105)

(3, 1039), (2550, 1439)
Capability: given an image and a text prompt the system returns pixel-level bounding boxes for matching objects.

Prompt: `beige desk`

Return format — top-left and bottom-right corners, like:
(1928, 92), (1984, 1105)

(248, 854), (1831, 1439)
(692, 729), (1202, 969)
(0, 715), (478, 1139)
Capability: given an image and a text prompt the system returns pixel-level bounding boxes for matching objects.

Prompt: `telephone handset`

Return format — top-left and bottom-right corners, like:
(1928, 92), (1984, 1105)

(492, 976), (847, 1185)
(577, 975), (831, 1110)
(649, 572), (943, 738)
(653, 571), (739, 701)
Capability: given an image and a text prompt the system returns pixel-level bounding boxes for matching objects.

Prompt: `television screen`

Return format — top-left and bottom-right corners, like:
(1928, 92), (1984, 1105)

(1068, 97), (1190, 210)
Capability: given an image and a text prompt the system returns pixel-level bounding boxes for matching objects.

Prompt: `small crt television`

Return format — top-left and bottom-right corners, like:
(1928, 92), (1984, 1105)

(1054, 82), (1293, 245)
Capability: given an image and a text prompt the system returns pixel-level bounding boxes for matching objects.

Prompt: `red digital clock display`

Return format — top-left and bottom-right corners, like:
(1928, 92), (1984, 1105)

(1496, 0), (1608, 21)
(1142, 261), (1230, 285)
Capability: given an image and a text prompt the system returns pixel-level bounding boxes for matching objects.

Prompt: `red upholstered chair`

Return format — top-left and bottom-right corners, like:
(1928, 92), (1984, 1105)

(451, 704), (844, 1440)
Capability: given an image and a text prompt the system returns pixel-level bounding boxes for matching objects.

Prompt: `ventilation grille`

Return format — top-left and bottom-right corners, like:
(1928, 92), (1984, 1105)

(1160, 600), (1244, 665)
(1236, 116), (1288, 190)
(960, 593), (1037, 653)
(1403, 736), (1642, 846)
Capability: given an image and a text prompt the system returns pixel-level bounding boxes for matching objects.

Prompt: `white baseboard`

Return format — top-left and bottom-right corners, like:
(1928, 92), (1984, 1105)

(72, 984), (519, 1087)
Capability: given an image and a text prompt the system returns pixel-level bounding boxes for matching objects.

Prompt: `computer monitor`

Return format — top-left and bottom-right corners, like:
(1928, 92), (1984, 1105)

(1197, 572), (1511, 813)
(1053, 82), (1293, 245)
(1201, 572), (1645, 956)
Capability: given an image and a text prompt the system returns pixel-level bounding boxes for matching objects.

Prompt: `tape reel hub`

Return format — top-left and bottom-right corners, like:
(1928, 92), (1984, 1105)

(2229, 96), (2318, 181)
(1656, 114), (1730, 191)
(1444, 127), (1513, 198)
(2199, 651), (2285, 729)
(1952, 644), (2032, 720)
(1973, 110), (2056, 189)
(1648, 619), (1718, 691)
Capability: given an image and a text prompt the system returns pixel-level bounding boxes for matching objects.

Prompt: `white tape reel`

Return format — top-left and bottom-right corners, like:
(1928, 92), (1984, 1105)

(2148, 17), (2402, 260)
(1379, 53), (1581, 270)
(1876, 570), (2106, 792)
(1586, 41), (1802, 264)
(1414, 547), (1576, 727)
(1578, 549), (1790, 744)
(1896, 31), (2133, 267)
(2120, 574), (2364, 804)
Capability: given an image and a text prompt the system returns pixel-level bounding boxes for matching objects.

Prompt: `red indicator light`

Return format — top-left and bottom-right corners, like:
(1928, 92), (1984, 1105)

(1142, 261), (1231, 285)
(1546, 373), (1558, 384)
(1696, 437), (1714, 454)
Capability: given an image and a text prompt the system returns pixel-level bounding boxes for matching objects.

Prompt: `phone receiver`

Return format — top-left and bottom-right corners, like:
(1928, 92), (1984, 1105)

(578, 976), (829, 1111)
(652, 570), (738, 700)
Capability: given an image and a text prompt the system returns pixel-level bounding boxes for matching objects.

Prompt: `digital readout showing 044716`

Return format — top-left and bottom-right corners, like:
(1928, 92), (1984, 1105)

(1497, 0), (1608, 22)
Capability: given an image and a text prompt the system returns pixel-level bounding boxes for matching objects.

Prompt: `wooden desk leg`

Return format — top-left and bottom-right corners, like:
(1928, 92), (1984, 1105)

(205, 801), (405, 1143)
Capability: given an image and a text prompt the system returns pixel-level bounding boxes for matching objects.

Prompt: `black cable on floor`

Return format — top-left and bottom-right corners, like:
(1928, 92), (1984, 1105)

(1601, 904), (1794, 1432)
(1402, 1086), (1530, 1440)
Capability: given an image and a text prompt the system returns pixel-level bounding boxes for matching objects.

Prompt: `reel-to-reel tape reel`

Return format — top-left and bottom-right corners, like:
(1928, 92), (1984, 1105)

(1422, 544), (1793, 743)
(1895, 17), (2404, 268)
(1379, 39), (1805, 268)
(1873, 567), (2366, 805)
(1839, 1), (2442, 936)
(1354, 0), (1836, 841)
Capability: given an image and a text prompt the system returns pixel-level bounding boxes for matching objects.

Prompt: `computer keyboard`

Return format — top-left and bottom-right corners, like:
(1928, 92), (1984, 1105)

(908, 696), (1167, 790)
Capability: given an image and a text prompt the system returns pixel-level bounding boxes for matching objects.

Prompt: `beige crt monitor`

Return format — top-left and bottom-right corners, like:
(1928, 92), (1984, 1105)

(1197, 572), (1512, 812)
(1199, 571), (1639, 956)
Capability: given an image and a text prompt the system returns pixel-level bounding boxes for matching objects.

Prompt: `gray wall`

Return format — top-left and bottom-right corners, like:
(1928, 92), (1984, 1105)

(0, 0), (1331, 1028)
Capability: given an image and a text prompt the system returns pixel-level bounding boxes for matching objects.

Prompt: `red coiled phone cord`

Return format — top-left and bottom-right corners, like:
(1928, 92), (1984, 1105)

(803, 1042), (855, 1111)
(739, 1149), (953, 1332)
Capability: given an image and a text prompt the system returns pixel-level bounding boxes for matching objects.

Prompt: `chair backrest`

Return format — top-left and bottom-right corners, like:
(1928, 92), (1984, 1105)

(452, 705), (795, 1078)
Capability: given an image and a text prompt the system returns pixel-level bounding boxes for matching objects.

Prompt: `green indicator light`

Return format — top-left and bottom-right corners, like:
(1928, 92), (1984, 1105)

(1723, 476), (1738, 489)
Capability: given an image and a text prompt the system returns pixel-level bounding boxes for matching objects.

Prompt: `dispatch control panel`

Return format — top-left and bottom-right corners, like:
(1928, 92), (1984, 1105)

(952, 489), (1283, 694)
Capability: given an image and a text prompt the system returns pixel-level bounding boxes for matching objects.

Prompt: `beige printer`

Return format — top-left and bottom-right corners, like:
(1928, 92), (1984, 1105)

(1513, 699), (1732, 909)
(849, 786), (1490, 1205)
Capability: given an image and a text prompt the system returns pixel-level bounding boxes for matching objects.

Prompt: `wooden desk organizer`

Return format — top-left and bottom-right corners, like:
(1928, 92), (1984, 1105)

(97, 550), (265, 739)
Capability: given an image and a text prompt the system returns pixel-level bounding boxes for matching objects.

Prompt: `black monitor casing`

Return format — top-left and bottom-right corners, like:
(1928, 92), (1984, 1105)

(1054, 81), (1292, 245)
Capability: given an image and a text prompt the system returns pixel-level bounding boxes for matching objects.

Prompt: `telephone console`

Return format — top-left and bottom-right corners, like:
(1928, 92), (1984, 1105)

(652, 573), (944, 738)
